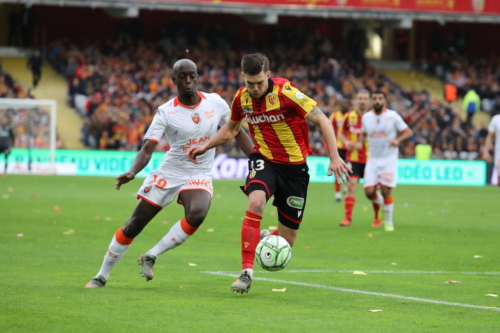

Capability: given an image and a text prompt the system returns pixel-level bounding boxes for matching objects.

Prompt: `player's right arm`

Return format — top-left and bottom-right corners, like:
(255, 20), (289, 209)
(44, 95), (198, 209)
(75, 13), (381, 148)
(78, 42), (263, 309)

(115, 140), (157, 190)
(187, 120), (242, 164)
(482, 130), (495, 162)
(116, 108), (166, 189)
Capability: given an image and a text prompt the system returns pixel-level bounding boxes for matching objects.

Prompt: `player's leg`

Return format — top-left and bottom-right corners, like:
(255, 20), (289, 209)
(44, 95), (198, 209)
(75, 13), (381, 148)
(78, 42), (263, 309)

(232, 154), (276, 293)
(85, 199), (161, 288)
(141, 190), (211, 281)
(340, 162), (363, 226)
(496, 160), (500, 189)
(380, 186), (394, 231)
(364, 162), (384, 226)
(1, 149), (7, 177)
(335, 149), (346, 202)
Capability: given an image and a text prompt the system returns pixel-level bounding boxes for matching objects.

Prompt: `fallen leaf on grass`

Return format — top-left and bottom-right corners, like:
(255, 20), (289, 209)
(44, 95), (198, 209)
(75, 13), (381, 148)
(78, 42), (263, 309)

(8, 187), (13, 192)
(105, 217), (112, 221)
(353, 271), (367, 275)
(95, 216), (100, 220)
(206, 228), (214, 232)
(303, 245), (313, 249)
(2, 194), (9, 199)
(270, 211), (276, 216)
(272, 288), (286, 292)
(63, 229), (75, 235)
(162, 221), (168, 224)
(54, 206), (60, 211)
(34, 210), (40, 214)
(362, 206), (368, 211)
(17, 233), (24, 237)
(473, 255), (483, 258)
(487, 307), (498, 309)
(485, 294), (498, 297)
(32, 194), (37, 198)
(368, 310), (383, 312)
(391, 263), (397, 265)
(367, 233), (373, 237)
(268, 226), (277, 231)
(445, 280), (461, 284)
(187, 263), (197, 266)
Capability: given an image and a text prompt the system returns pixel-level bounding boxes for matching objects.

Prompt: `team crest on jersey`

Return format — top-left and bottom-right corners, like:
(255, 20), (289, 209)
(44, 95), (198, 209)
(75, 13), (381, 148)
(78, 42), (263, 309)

(472, 0), (484, 13)
(242, 106), (254, 115)
(268, 94), (277, 105)
(144, 185), (152, 193)
(191, 113), (200, 124)
(249, 171), (256, 179)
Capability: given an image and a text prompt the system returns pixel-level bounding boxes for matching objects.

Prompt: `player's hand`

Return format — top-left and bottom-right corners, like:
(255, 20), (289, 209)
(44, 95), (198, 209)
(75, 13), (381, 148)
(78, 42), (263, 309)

(389, 139), (400, 147)
(345, 141), (354, 151)
(115, 172), (135, 190)
(482, 151), (492, 162)
(328, 155), (352, 183)
(187, 144), (208, 164)
(353, 142), (362, 151)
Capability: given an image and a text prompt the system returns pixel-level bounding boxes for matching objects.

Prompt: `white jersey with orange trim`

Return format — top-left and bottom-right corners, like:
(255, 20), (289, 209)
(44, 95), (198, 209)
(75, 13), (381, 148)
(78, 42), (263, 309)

(362, 109), (409, 162)
(144, 91), (230, 175)
(362, 109), (409, 188)
(488, 114), (500, 172)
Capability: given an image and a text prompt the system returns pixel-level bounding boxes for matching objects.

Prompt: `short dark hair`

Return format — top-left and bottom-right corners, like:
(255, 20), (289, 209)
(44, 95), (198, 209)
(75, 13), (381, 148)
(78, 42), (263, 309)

(241, 53), (269, 75)
(372, 90), (386, 98)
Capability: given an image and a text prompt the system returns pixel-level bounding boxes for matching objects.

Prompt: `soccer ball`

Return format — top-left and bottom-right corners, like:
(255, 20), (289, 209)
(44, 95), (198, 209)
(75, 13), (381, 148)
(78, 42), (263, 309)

(255, 235), (292, 271)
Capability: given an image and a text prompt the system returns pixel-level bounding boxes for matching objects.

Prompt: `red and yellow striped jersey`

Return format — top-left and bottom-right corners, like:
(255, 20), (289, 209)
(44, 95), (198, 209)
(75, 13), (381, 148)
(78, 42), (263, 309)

(230, 78), (316, 164)
(330, 111), (347, 150)
(342, 110), (368, 164)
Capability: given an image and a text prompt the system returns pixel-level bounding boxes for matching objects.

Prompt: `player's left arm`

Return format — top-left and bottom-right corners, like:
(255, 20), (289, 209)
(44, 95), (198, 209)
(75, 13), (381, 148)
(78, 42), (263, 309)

(482, 131), (495, 162)
(234, 128), (254, 157)
(389, 115), (413, 147)
(307, 106), (352, 182)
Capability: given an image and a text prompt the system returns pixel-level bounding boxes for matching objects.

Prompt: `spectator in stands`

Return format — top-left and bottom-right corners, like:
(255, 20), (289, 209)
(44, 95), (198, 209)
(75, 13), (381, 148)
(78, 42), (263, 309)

(27, 50), (43, 88)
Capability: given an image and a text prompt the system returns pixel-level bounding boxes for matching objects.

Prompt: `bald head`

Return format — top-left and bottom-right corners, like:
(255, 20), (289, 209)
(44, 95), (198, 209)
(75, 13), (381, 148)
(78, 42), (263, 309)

(173, 59), (197, 77)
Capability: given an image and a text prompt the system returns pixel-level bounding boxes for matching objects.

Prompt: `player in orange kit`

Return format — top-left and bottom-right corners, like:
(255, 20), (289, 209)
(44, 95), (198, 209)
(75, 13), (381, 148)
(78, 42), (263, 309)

(330, 99), (349, 202)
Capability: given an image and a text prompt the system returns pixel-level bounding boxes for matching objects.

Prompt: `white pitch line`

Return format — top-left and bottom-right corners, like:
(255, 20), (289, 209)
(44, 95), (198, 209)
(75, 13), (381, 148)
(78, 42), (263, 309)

(201, 271), (500, 312)
(202, 270), (500, 275)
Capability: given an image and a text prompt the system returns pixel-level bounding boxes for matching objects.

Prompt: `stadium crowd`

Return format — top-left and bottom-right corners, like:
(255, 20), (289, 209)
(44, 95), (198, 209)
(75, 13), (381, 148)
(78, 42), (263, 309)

(0, 60), (62, 149)
(46, 26), (488, 160)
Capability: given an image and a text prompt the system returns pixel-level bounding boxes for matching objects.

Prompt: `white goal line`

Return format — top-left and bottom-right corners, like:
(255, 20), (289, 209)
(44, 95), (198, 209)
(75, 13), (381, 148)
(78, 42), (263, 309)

(201, 270), (500, 275)
(202, 271), (500, 312)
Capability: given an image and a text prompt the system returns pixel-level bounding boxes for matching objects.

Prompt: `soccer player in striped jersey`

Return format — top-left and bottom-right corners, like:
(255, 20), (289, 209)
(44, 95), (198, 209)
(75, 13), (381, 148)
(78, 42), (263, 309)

(338, 90), (381, 227)
(188, 53), (351, 294)
(330, 99), (349, 202)
(0, 116), (15, 177)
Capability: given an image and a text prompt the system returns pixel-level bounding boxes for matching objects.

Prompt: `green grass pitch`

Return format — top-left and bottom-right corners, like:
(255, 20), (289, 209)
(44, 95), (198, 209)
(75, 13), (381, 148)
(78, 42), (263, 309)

(1, 175), (499, 332)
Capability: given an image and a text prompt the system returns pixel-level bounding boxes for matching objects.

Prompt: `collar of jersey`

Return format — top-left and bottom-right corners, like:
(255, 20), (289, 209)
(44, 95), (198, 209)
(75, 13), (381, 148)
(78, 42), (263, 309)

(174, 91), (206, 109)
(246, 78), (274, 100)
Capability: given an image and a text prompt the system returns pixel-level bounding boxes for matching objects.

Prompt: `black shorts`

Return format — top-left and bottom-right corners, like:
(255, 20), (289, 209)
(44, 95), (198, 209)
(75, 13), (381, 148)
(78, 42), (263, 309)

(243, 153), (310, 230)
(0, 146), (11, 156)
(338, 149), (346, 161)
(347, 161), (365, 179)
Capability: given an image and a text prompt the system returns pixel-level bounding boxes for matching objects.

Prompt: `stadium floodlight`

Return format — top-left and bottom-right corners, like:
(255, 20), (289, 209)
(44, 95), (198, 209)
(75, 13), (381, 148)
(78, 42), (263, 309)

(0, 98), (57, 174)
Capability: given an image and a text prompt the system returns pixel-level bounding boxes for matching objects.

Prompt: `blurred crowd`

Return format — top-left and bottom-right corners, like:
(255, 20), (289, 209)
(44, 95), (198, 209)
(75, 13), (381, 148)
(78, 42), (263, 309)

(46, 25), (488, 160)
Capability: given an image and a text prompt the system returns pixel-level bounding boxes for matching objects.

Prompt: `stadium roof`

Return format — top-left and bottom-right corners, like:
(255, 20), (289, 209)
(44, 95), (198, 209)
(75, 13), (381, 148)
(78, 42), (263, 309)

(3, 0), (500, 23)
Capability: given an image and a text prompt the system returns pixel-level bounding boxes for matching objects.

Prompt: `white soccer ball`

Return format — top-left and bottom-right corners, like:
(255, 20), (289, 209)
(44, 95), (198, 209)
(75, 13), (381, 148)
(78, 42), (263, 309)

(255, 235), (292, 271)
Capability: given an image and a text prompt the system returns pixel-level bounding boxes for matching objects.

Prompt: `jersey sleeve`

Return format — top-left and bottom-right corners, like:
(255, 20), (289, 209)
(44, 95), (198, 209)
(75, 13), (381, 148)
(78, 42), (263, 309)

(395, 113), (409, 132)
(341, 113), (350, 132)
(143, 108), (167, 143)
(361, 114), (368, 133)
(281, 81), (317, 117)
(229, 92), (244, 122)
(217, 96), (231, 127)
(488, 116), (499, 133)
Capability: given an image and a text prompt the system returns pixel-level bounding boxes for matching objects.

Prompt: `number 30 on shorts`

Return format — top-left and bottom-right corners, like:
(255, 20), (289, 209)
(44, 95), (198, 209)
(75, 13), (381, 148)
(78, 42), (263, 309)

(250, 160), (265, 172)
(149, 175), (167, 188)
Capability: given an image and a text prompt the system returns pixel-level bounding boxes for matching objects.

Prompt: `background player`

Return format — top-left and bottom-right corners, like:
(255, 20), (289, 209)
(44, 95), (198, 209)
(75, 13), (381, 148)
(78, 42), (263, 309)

(331, 99), (349, 202)
(482, 112), (500, 189)
(361, 91), (413, 231)
(0, 115), (15, 177)
(188, 53), (351, 294)
(85, 59), (253, 288)
(338, 90), (382, 226)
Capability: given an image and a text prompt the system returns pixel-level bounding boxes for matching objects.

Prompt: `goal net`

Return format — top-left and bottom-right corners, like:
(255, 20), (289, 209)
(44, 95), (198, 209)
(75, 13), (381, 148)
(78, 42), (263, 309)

(0, 98), (57, 174)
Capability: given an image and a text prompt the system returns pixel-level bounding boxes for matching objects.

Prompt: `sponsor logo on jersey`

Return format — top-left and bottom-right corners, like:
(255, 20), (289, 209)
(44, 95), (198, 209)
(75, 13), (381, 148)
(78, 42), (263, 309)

(472, 0), (484, 13)
(287, 196), (304, 209)
(191, 113), (200, 124)
(268, 94), (277, 105)
(295, 92), (303, 100)
(204, 110), (215, 119)
(144, 185), (152, 193)
(336, 0), (347, 5)
(246, 113), (285, 125)
(242, 106), (254, 115)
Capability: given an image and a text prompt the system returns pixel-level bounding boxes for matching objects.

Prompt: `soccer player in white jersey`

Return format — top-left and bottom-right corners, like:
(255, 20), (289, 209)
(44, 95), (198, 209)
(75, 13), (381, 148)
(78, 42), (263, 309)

(85, 59), (253, 288)
(359, 91), (413, 231)
(483, 113), (500, 188)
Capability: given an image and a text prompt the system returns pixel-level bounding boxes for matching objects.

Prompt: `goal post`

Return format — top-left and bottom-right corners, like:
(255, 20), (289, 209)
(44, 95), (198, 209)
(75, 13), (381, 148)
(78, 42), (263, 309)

(0, 98), (57, 174)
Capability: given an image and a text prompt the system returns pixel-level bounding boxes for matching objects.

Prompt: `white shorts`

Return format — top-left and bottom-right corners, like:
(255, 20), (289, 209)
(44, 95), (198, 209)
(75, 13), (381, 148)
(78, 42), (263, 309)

(363, 158), (397, 188)
(495, 157), (500, 174)
(137, 170), (213, 208)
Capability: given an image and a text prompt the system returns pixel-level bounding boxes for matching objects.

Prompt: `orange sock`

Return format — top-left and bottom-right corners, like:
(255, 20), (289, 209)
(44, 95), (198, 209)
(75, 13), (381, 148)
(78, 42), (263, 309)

(241, 211), (262, 270)
(344, 196), (355, 221)
(115, 227), (134, 245)
(335, 181), (341, 192)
